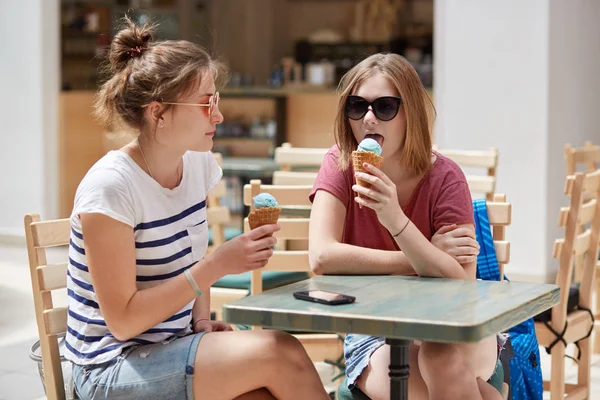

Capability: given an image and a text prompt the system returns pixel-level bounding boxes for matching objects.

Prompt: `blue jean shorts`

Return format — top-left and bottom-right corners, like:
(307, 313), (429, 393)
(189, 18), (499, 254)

(344, 334), (385, 389)
(72, 332), (206, 400)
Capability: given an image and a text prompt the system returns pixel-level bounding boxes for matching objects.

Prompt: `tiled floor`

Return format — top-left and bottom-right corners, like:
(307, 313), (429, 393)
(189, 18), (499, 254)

(0, 242), (598, 399)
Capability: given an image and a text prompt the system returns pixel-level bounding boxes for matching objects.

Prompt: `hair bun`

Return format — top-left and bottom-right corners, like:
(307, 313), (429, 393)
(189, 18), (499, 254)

(108, 16), (155, 73)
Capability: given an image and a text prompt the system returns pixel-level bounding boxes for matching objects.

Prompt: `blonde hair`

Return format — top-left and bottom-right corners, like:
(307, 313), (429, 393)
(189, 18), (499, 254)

(334, 53), (435, 175)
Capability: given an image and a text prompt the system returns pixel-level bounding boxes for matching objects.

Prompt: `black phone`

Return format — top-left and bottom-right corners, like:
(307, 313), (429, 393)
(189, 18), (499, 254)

(293, 290), (356, 305)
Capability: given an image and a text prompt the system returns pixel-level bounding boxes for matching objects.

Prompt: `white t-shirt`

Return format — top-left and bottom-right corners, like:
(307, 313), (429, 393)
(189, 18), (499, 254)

(64, 150), (222, 365)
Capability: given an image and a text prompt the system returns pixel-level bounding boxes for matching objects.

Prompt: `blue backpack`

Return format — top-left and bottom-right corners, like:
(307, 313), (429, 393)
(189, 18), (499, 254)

(473, 199), (543, 400)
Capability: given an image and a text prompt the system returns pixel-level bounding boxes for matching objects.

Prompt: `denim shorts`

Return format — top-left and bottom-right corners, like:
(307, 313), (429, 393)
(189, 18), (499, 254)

(344, 334), (385, 389)
(72, 332), (206, 400)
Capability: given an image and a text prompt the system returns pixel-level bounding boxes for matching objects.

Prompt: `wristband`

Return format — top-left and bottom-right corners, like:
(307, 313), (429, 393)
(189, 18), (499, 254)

(183, 268), (203, 296)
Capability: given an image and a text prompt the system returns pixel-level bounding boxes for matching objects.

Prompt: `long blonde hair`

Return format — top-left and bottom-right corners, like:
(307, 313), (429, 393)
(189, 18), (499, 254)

(334, 53), (435, 175)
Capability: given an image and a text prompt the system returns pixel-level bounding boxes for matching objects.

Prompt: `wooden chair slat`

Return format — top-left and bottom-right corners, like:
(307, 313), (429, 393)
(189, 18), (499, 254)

(265, 251), (310, 272)
(559, 200), (596, 227)
(31, 219), (71, 247)
(206, 206), (231, 225)
(38, 263), (68, 292)
(555, 229), (592, 258)
(44, 307), (68, 336)
(465, 175), (495, 194)
(244, 218), (309, 240)
(243, 184), (313, 207)
(565, 169), (600, 196)
(436, 148), (498, 168)
(493, 241), (510, 264)
(486, 203), (511, 226)
(274, 145), (327, 166)
(571, 146), (600, 165)
(272, 171), (318, 186)
(210, 180), (227, 199)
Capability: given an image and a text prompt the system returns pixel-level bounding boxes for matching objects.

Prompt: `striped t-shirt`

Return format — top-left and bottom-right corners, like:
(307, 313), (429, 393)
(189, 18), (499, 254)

(65, 150), (222, 365)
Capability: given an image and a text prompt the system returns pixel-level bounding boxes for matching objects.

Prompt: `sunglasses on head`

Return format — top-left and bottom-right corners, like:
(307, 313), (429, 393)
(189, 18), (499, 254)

(345, 95), (403, 122)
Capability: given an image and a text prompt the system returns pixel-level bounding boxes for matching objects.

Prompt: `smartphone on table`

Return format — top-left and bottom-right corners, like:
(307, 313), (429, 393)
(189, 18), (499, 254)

(293, 290), (356, 305)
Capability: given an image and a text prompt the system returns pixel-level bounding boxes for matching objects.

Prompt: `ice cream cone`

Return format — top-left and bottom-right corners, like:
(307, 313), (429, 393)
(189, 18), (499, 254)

(248, 207), (281, 231)
(352, 150), (384, 207)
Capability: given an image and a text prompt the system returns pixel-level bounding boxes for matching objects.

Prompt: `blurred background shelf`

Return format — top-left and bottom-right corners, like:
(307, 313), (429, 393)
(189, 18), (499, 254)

(58, 0), (435, 217)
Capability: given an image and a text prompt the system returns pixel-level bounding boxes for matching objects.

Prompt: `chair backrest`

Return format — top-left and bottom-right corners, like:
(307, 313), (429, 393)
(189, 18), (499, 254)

(243, 180), (312, 294)
(206, 152), (232, 252)
(24, 214), (70, 400)
(436, 147), (499, 201)
(551, 170), (600, 327)
(564, 142), (600, 175)
(273, 142), (327, 185)
(485, 194), (512, 279)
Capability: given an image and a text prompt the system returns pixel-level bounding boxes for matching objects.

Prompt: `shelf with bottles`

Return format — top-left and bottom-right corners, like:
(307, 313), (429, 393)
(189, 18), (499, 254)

(212, 114), (279, 158)
(214, 118), (277, 141)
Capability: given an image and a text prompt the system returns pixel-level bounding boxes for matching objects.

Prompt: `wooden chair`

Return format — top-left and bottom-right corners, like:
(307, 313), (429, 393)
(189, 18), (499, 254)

(243, 179), (344, 365)
(209, 148), (315, 321)
(435, 147), (499, 201)
(564, 142), (600, 354)
(24, 214), (70, 400)
(534, 171), (600, 400)
(272, 142), (327, 185)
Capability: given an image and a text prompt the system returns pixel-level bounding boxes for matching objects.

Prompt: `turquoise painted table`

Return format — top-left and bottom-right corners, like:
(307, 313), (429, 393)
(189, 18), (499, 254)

(223, 275), (560, 400)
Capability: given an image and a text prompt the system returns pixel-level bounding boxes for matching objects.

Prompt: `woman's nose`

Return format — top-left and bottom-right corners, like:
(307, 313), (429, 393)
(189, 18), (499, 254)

(363, 106), (378, 125)
(212, 105), (224, 124)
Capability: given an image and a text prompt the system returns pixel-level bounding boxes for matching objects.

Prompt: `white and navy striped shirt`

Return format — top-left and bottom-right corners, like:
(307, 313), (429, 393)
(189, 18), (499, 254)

(65, 150), (222, 365)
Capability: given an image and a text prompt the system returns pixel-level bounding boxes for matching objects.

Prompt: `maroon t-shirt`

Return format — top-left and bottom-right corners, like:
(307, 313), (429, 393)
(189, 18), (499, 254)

(309, 146), (474, 252)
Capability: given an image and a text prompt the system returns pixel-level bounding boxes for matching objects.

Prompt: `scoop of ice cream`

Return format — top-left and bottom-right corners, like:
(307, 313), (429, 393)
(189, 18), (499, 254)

(357, 138), (382, 156)
(253, 193), (279, 209)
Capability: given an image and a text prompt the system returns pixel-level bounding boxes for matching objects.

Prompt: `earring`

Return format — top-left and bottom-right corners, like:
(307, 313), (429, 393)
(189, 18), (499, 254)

(158, 120), (165, 128)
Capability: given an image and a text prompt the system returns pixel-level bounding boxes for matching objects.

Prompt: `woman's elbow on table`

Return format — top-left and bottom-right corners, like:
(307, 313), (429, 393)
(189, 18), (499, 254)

(309, 247), (328, 275)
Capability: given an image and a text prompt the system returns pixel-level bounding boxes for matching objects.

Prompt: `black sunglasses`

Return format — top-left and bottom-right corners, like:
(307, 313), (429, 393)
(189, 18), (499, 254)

(345, 95), (403, 122)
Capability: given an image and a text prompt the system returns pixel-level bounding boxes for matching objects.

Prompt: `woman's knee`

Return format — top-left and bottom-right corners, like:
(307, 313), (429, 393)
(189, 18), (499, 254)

(418, 342), (469, 378)
(258, 330), (310, 367)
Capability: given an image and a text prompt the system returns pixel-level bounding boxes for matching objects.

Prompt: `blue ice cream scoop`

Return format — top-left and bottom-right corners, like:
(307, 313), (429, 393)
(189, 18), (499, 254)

(357, 138), (382, 155)
(253, 193), (279, 209)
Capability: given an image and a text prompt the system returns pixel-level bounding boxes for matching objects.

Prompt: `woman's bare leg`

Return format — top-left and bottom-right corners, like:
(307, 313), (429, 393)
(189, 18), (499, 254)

(356, 336), (498, 400)
(192, 330), (329, 400)
(418, 336), (498, 400)
(234, 388), (277, 400)
(476, 378), (504, 400)
(356, 343), (429, 400)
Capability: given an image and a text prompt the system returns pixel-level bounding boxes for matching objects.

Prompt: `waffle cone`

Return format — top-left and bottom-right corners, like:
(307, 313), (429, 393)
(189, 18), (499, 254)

(352, 150), (384, 207)
(248, 207), (281, 230)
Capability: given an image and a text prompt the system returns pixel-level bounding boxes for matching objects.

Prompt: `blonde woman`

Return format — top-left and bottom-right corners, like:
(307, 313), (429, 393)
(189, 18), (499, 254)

(309, 53), (501, 400)
(65, 18), (329, 400)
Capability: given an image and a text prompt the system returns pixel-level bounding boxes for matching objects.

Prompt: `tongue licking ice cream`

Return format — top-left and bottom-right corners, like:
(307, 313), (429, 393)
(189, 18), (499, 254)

(357, 137), (383, 155)
(352, 138), (384, 208)
(248, 193), (281, 230)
